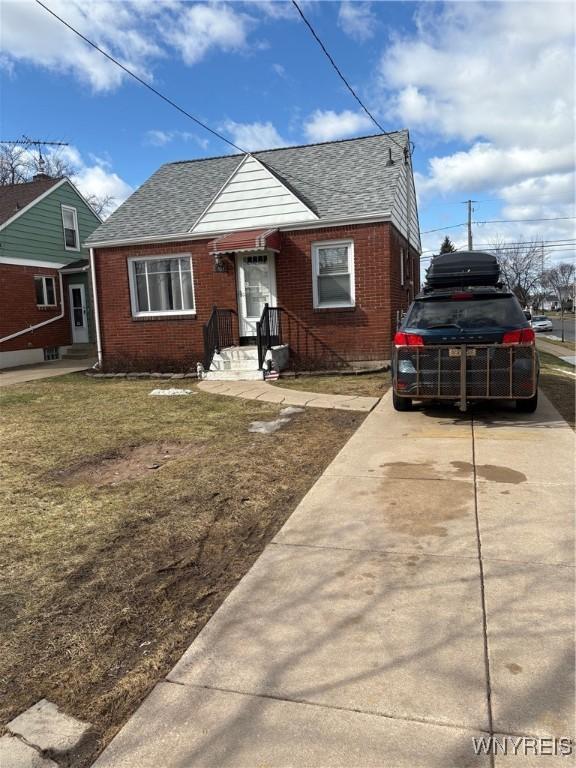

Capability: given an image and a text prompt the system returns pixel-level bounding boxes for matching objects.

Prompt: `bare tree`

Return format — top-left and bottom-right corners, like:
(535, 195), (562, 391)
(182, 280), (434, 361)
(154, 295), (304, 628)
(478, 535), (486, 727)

(541, 262), (575, 342)
(0, 145), (30, 185)
(489, 238), (546, 307)
(84, 192), (115, 218)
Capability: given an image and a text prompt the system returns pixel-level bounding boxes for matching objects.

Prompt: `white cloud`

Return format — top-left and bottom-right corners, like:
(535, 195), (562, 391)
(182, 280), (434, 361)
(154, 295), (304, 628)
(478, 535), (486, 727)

(338, 2), (376, 42)
(0, 0), (166, 92)
(163, 4), (252, 66)
(1, 0), (257, 91)
(272, 63), (286, 78)
(73, 165), (133, 216)
(304, 109), (372, 142)
(381, 2), (574, 148)
(143, 130), (209, 150)
(221, 120), (287, 151)
(416, 143), (574, 197)
(38, 145), (133, 217)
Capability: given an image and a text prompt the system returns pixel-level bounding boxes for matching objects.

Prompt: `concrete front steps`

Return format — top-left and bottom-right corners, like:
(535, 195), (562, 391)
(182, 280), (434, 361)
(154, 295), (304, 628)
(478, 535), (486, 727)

(61, 343), (97, 360)
(203, 346), (264, 382)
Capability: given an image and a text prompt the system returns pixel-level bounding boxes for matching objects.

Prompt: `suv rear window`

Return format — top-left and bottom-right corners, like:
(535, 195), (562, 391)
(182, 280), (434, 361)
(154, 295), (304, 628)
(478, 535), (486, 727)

(406, 296), (527, 330)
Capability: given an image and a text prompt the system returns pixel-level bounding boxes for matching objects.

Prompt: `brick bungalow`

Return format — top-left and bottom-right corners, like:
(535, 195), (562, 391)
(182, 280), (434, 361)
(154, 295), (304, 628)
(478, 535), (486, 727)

(86, 132), (420, 376)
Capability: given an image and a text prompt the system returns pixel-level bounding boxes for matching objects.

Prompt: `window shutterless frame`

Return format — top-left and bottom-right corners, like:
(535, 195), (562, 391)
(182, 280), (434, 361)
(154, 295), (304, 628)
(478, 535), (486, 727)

(311, 239), (355, 309)
(34, 275), (57, 307)
(127, 254), (196, 317)
(61, 205), (80, 251)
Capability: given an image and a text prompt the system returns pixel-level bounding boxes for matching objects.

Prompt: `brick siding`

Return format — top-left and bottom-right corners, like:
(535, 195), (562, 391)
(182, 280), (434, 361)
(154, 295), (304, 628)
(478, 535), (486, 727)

(0, 264), (71, 352)
(94, 222), (419, 371)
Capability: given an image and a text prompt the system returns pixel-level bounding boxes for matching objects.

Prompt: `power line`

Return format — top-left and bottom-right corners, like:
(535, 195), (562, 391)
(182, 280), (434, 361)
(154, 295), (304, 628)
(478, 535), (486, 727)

(421, 215), (576, 235)
(33, 0), (247, 155)
(291, 0), (407, 154)
(33, 0), (407, 202)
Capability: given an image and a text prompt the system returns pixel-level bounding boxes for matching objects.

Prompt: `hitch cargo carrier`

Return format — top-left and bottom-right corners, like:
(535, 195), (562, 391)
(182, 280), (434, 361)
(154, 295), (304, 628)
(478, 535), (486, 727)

(394, 342), (538, 411)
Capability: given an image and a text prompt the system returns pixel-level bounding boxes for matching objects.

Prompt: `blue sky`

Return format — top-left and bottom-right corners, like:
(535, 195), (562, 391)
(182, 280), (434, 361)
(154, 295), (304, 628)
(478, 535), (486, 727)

(1, 0), (574, 263)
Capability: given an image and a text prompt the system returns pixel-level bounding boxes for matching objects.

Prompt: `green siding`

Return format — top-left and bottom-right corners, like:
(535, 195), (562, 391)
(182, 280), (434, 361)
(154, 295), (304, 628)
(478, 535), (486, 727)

(0, 181), (101, 266)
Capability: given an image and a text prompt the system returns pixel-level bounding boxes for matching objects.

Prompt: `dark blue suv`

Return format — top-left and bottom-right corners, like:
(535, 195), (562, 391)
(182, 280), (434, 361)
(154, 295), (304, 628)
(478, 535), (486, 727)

(392, 286), (539, 412)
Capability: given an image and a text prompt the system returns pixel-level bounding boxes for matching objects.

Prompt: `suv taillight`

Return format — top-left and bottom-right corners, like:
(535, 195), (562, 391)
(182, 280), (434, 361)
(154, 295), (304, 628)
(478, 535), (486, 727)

(394, 332), (424, 346)
(502, 328), (535, 345)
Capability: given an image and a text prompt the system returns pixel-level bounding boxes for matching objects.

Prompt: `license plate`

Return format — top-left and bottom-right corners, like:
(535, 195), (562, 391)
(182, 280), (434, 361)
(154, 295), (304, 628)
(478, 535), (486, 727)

(448, 348), (477, 357)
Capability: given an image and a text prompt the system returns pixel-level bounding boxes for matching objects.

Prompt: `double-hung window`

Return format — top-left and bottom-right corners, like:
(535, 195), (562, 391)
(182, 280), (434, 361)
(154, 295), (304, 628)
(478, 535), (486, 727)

(61, 205), (79, 250)
(129, 256), (196, 317)
(312, 240), (355, 309)
(35, 276), (56, 307)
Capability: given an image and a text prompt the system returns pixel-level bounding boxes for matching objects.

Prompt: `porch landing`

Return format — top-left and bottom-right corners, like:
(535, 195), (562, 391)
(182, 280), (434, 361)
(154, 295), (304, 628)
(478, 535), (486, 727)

(197, 380), (379, 412)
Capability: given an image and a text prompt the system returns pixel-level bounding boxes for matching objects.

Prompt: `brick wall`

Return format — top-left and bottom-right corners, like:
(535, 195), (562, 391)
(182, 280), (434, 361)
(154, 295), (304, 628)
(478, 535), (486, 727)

(94, 222), (418, 371)
(0, 264), (71, 352)
(96, 240), (238, 371)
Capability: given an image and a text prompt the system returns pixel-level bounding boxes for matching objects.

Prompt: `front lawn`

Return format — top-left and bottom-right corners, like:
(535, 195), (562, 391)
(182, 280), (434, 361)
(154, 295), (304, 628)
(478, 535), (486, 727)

(0, 376), (364, 765)
(538, 351), (575, 429)
(275, 371), (390, 398)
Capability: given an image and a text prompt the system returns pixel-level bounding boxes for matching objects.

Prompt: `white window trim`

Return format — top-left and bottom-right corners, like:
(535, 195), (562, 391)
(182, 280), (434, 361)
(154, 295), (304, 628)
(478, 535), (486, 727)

(311, 239), (355, 309)
(61, 205), (80, 252)
(127, 254), (197, 317)
(35, 275), (57, 307)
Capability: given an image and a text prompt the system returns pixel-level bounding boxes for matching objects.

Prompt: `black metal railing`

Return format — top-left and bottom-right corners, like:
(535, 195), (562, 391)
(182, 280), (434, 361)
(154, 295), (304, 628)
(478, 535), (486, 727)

(203, 306), (236, 370)
(256, 303), (283, 369)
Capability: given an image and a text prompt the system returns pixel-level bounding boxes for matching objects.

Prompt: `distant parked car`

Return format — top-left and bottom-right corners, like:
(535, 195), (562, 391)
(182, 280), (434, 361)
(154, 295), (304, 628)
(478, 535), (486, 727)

(531, 315), (554, 332)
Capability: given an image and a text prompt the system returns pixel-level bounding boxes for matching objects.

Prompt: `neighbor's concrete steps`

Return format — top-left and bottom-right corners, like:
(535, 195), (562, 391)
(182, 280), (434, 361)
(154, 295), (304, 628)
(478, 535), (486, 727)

(61, 343), (97, 360)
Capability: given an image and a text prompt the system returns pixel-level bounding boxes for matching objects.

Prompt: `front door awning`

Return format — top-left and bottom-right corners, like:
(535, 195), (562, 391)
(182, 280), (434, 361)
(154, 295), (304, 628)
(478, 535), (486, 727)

(209, 228), (280, 255)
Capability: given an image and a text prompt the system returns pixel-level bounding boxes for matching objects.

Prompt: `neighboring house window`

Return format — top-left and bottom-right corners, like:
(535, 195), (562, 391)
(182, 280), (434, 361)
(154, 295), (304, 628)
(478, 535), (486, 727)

(61, 205), (79, 250)
(312, 240), (355, 309)
(128, 256), (196, 316)
(34, 276), (56, 307)
(400, 248), (405, 286)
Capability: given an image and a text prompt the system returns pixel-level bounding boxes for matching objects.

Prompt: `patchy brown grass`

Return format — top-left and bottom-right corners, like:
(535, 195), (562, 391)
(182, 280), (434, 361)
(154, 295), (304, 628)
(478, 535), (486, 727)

(538, 351), (575, 429)
(275, 371), (390, 398)
(0, 375), (364, 766)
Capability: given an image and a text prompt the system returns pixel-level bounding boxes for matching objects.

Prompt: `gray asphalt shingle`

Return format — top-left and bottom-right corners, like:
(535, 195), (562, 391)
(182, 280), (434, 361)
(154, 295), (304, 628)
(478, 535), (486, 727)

(86, 132), (408, 245)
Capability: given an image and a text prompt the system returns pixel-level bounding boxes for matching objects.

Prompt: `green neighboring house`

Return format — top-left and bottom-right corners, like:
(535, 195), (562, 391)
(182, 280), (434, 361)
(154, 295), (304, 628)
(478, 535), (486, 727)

(0, 174), (101, 368)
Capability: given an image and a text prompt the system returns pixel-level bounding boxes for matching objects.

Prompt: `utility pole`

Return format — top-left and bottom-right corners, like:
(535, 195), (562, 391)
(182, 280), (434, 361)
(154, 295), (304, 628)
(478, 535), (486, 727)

(464, 199), (476, 251)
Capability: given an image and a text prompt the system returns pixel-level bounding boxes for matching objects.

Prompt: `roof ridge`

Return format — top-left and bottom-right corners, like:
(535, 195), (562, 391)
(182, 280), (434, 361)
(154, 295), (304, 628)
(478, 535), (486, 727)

(165, 130), (408, 168)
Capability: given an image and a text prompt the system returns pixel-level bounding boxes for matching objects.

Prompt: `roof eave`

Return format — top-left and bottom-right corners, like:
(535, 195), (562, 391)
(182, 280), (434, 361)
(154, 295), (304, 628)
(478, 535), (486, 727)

(86, 211), (394, 250)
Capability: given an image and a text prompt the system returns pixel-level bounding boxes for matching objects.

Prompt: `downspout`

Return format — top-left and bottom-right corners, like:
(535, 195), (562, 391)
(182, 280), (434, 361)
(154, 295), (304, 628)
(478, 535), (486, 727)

(89, 247), (103, 369)
(404, 143), (412, 302)
(0, 271), (66, 344)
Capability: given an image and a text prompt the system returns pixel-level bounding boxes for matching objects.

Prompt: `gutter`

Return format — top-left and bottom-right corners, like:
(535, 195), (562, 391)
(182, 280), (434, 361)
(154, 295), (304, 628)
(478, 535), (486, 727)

(85, 212), (394, 250)
(89, 247), (103, 369)
(0, 272), (66, 344)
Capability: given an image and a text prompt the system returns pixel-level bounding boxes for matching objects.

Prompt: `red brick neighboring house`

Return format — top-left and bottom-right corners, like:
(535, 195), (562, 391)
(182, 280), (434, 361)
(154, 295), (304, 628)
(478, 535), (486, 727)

(86, 133), (420, 375)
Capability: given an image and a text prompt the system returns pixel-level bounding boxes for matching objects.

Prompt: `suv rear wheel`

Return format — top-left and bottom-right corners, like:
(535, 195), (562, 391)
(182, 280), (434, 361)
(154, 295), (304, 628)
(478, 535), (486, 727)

(393, 390), (412, 411)
(516, 391), (538, 413)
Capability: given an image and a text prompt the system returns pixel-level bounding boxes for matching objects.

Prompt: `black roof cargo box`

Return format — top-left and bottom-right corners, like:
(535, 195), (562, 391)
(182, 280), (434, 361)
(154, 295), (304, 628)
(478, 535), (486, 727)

(426, 251), (500, 289)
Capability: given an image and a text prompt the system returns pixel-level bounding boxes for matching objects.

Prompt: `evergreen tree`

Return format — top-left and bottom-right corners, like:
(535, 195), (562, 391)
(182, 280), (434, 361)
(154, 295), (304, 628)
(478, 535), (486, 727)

(439, 236), (456, 254)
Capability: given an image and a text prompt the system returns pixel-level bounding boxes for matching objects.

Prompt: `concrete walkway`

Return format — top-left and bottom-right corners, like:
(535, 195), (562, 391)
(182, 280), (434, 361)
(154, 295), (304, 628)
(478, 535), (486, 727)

(0, 358), (96, 387)
(93, 393), (575, 768)
(197, 378), (379, 411)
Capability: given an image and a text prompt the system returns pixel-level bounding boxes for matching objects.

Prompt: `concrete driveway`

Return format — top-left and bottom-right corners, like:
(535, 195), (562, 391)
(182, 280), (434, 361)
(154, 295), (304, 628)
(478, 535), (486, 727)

(94, 392), (575, 768)
(0, 359), (95, 387)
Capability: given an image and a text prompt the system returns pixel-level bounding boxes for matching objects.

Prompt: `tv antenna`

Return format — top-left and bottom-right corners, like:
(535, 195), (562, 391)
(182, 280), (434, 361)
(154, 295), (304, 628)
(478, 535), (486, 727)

(0, 136), (69, 175)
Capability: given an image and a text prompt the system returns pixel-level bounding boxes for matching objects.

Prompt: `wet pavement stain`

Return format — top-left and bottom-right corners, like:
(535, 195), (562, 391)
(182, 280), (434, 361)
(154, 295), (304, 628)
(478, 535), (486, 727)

(506, 663), (523, 675)
(451, 461), (527, 484)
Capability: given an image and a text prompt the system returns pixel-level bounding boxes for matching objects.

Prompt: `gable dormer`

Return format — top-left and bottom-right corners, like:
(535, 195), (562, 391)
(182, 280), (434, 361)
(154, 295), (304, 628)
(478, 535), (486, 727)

(191, 154), (318, 234)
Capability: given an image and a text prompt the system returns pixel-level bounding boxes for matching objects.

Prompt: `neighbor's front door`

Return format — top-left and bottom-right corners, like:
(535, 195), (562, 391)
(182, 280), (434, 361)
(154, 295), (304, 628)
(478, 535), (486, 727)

(237, 253), (276, 338)
(69, 283), (89, 344)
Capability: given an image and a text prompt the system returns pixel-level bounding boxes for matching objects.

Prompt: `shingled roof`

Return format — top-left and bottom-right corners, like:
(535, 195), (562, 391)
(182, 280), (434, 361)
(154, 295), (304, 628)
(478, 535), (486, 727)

(86, 131), (411, 246)
(0, 176), (62, 228)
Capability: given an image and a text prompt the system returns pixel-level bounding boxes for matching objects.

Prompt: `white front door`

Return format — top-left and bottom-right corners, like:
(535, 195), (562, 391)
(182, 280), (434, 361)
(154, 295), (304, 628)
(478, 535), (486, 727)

(237, 253), (277, 338)
(69, 283), (89, 344)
